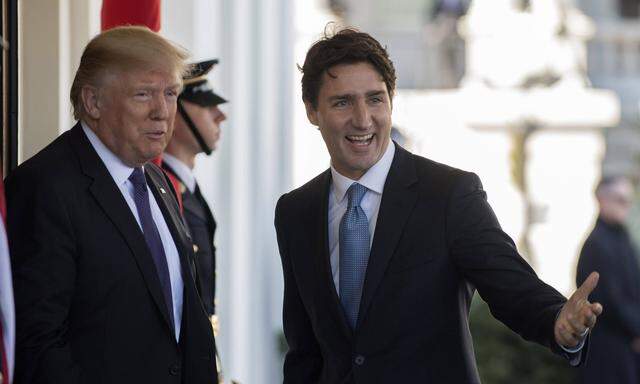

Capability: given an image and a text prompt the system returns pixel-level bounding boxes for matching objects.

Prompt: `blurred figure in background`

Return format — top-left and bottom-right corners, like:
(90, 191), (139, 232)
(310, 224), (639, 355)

(577, 176), (640, 384)
(162, 59), (227, 321)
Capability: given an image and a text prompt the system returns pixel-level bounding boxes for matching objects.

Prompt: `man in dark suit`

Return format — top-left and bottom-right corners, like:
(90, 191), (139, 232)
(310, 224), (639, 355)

(577, 176), (640, 384)
(275, 28), (603, 383)
(162, 59), (227, 320)
(6, 26), (217, 384)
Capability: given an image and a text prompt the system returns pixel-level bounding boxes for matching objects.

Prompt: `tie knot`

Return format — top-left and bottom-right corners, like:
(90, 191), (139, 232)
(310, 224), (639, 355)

(128, 167), (147, 190)
(347, 183), (367, 208)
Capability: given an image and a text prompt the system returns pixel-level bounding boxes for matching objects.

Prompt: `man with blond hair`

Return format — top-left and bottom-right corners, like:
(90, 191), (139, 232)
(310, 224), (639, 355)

(6, 26), (218, 383)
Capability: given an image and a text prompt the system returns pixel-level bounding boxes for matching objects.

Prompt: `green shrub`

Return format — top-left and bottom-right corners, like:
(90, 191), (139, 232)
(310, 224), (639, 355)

(470, 296), (576, 384)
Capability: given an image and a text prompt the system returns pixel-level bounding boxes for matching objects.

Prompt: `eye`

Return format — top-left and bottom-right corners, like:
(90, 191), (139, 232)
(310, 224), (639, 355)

(369, 96), (383, 104)
(134, 90), (150, 100)
(332, 99), (348, 108)
(165, 89), (178, 98)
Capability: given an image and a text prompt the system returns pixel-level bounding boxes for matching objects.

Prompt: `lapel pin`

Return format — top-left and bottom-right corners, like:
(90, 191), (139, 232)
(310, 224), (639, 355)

(160, 187), (166, 194)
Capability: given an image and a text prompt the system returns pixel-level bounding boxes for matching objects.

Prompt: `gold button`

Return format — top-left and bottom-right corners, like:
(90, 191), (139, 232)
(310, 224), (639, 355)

(193, 244), (199, 253)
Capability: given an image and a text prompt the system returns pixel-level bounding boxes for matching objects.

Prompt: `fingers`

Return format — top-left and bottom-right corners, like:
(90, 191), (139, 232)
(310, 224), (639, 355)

(556, 322), (581, 348)
(555, 299), (603, 349)
(570, 301), (601, 330)
(592, 302), (603, 316)
(575, 271), (600, 301)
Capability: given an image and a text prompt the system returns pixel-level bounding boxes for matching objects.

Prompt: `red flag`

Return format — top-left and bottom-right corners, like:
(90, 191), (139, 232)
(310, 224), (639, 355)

(0, 329), (8, 384)
(101, 0), (161, 32)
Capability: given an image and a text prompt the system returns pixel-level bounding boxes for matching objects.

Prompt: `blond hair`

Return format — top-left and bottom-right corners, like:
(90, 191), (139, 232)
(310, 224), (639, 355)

(70, 26), (190, 120)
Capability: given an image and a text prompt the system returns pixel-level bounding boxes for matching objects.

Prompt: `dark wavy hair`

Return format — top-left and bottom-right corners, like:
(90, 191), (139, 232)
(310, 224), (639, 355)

(300, 26), (397, 109)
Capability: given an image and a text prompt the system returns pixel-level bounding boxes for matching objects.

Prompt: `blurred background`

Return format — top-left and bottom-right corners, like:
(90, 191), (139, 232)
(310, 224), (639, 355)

(2, 0), (640, 382)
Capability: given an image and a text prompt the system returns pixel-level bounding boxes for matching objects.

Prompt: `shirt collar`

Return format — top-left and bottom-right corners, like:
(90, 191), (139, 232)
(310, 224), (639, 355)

(162, 153), (197, 193)
(81, 121), (137, 186)
(330, 140), (396, 204)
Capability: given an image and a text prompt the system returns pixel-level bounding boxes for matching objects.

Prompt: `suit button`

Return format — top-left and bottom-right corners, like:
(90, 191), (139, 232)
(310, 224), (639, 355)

(169, 363), (181, 376)
(354, 355), (365, 365)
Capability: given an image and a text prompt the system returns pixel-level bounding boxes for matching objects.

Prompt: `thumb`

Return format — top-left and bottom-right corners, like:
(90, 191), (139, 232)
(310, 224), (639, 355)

(575, 271), (599, 301)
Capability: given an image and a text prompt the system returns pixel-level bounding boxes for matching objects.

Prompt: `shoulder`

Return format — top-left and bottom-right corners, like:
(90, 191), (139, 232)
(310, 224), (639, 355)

(398, 146), (481, 197)
(277, 169), (329, 211)
(5, 130), (79, 194)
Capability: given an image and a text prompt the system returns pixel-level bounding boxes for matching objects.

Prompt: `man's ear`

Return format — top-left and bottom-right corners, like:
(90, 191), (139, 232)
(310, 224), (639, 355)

(81, 85), (101, 120)
(304, 101), (319, 126)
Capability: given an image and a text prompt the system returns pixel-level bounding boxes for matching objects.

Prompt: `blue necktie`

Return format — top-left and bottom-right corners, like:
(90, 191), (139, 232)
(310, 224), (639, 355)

(129, 167), (175, 327)
(339, 182), (370, 329)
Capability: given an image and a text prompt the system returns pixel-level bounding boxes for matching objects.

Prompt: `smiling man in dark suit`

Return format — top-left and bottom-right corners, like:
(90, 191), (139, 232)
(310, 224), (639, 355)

(6, 26), (217, 384)
(275, 28), (603, 383)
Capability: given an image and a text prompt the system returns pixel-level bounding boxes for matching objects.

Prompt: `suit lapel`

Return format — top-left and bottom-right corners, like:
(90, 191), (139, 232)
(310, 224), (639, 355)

(309, 170), (353, 339)
(146, 164), (199, 285)
(357, 145), (418, 329)
(68, 124), (176, 333)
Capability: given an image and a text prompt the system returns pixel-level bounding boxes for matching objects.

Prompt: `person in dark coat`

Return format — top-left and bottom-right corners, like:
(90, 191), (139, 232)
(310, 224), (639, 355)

(577, 176), (640, 384)
(275, 27), (603, 383)
(161, 59), (227, 320)
(6, 27), (218, 383)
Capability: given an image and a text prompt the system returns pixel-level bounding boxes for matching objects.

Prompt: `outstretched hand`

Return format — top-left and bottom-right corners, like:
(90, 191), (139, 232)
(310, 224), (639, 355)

(554, 272), (603, 348)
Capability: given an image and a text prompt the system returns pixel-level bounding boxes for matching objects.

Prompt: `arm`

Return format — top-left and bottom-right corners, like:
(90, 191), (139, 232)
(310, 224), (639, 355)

(275, 195), (322, 383)
(6, 171), (85, 384)
(446, 172), (568, 350)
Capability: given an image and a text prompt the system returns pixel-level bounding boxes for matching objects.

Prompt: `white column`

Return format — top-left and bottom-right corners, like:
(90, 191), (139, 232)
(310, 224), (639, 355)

(19, 0), (65, 162)
(18, 0), (100, 163)
(162, 1), (295, 382)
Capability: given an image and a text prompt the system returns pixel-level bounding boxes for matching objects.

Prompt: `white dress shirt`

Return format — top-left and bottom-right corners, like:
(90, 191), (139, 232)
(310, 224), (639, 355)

(328, 141), (395, 292)
(162, 153), (196, 193)
(82, 122), (184, 340)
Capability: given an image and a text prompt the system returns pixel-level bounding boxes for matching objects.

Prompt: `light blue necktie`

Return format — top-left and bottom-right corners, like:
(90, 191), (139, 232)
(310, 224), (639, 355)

(339, 182), (370, 329)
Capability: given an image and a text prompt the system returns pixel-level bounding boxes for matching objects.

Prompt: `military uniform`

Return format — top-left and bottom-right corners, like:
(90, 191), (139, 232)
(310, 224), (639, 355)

(162, 159), (218, 315)
(161, 59), (227, 317)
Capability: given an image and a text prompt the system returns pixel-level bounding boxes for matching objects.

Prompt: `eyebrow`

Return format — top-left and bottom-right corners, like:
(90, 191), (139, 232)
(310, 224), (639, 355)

(327, 90), (387, 101)
(131, 83), (181, 91)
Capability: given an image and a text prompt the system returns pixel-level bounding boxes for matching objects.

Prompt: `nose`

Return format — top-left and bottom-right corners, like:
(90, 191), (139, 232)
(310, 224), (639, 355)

(151, 93), (171, 120)
(352, 100), (372, 130)
(212, 106), (227, 124)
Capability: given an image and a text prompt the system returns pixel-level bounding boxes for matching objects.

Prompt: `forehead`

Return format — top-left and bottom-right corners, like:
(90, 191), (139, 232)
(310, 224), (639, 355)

(319, 62), (387, 95)
(106, 67), (182, 88)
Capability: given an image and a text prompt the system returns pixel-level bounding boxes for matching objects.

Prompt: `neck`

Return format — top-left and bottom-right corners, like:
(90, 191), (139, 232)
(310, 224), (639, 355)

(164, 143), (196, 169)
(600, 215), (624, 227)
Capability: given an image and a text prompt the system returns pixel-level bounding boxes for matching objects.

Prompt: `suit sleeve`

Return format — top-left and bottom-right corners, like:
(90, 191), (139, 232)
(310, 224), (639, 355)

(446, 172), (567, 352)
(275, 195), (322, 383)
(6, 170), (87, 384)
(577, 238), (640, 339)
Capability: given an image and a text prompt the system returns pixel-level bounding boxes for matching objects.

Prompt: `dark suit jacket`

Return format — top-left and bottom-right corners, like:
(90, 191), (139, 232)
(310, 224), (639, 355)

(6, 123), (218, 384)
(275, 144), (572, 383)
(576, 218), (640, 384)
(161, 162), (218, 315)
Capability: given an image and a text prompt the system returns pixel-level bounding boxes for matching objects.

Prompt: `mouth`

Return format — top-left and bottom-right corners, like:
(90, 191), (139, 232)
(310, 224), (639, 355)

(345, 133), (375, 147)
(145, 130), (166, 140)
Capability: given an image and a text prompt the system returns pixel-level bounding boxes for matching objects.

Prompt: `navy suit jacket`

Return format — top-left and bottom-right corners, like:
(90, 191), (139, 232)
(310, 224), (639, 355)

(6, 123), (218, 384)
(275, 144), (575, 383)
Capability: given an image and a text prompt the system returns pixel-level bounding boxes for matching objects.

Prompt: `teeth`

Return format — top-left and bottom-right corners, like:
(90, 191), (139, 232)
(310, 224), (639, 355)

(347, 134), (374, 141)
